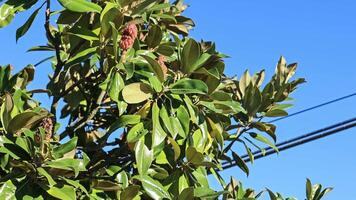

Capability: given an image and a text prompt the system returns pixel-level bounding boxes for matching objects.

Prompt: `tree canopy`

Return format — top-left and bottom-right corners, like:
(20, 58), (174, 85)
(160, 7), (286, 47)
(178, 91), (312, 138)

(0, 0), (332, 199)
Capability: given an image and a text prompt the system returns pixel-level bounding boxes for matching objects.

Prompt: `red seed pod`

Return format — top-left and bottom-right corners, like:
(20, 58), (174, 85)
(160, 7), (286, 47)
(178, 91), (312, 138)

(157, 55), (168, 78)
(40, 117), (53, 141)
(123, 23), (138, 39)
(119, 35), (135, 50)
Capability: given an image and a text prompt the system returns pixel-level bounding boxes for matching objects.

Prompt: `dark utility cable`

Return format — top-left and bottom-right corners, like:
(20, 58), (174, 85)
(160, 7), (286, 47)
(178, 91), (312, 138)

(268, 92), (356, 123)
(220, 118), (356, 171)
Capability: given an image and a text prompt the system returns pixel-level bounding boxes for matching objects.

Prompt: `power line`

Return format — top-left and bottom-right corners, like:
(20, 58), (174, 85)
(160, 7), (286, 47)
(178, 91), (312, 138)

(268, 92), (356, 123)
(220, 118), (356, 171)
(221, 117), (356, 166)
(216, 92), (356, 171)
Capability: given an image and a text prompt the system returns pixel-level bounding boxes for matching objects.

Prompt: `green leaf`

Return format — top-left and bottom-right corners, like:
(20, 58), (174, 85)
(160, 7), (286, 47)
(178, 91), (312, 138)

(0, 4), (15, 28)
(251, 122), (276, 142)
(152, 103), (167, 148)
(181, 38), (200, 73)
(63, 178), (89, 196)
(156, 44), (174, 56)
(176, 105), (190, 137)
(232, 151), (249, 176)
(146, 24), (163, 48)
(239, 70), (251, 96)
(177, 187), (194, 200)
(316, 187), (333, 200)
(141, 55), (165, 82)
(44, 158), (86, 177)
(249, 133), (279, 153)
(1, 93), (13, 132)
(306, 178), (312, 200)
(169, 78), (208, 94)
(53, 137), (78, 159)
(65, 46), (97, 66)
(135, 138), (153, 175)
(107, 115), (141, 134)
(0, 181), (15, 199)
(8, 111), (47, 134)
(159, 106), (175, 137)
(186, 146), (204, 165)
(67, 26), (99, 43)
(122, 82), (153, 104)
(45, 184), (76, 200)
(58, 0), (102, 13)
(37, 167), (56, 186)
(149, 76), (163, 93)
(243, 84), (262, 116)
(194, 187), (225, 199)
(110, 22), (119, 61)
(190, 53), (211, 72)
(265, 109), (288, 117)
(127, 122), (148, 143)
(108, 71), (124, 102)
(168, 137), (181, 161)
(138, 175), (171, 199)
(120, 185), (140, 200)
(92, 180), (121, 191)
(16, 6), (40, 42)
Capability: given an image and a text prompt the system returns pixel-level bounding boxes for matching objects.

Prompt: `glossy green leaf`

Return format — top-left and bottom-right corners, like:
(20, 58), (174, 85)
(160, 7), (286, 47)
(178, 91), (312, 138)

(53, 137), (78, 159)
(58, 0), (102, 13)
(186, 146), (204, 165)
(127, 122), (148, 143)
(181, 38), (200, 73)
(67, 26), (99, 43)
(265, 109), (288, 117)
(146, 24), (163, 48)
(249, 132), (279, 153)
(16, 6), (40, 42)
(1, 93), (13, 132)
(139, 175), (171, 200)
(135, 138), (153, 175)
(194, 187), (225, 199)
(232, 151), (249, 176)
(107, 115), (141, 134)
(169, 78), (208, 94)
(92, 180), (120, 191)
(44, 158), (86, 177)
(120, 185), (140, 200)
(152, 102), (167, 150)
(0, 180), (16, 200)
(149, 76), (163, 92)
(0, 4), (15, 28)
(8, 111), (47, 134)
(141, 55), (165, 82)
(45, 184), (76, 200)
(65, 46), (97, 66)
(122, 82), (153, 104)
(109, 71), (124, 102)
(37, 167), (56, 186)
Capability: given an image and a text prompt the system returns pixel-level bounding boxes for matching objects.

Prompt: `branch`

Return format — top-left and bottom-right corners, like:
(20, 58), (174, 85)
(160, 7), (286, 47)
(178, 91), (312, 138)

(59, 90), (106, 140)
(45, 0), (65, 128)
(223, 127), (251, 154)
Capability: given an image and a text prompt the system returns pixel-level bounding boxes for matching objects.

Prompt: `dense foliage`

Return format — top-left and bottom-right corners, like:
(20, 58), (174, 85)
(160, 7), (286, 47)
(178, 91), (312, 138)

(0, 0), (332, 199)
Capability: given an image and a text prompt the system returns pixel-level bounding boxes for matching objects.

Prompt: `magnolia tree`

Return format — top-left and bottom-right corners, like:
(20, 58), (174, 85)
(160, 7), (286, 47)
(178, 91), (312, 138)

(0, 0), (332, 199)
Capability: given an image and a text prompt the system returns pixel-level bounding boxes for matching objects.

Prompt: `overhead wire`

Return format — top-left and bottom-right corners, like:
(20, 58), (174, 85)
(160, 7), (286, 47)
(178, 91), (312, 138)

(221, 117), (356, 166)
(221, 118), (356, 170)
(217, 92), (356, 170)
(268, 92), (356, 123)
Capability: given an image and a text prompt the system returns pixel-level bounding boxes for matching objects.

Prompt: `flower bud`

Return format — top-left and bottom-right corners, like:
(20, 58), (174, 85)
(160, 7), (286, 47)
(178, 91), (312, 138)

(119, 35), (135, 50)
(123, 23), (138, 39)
(157, 55), (168, 78)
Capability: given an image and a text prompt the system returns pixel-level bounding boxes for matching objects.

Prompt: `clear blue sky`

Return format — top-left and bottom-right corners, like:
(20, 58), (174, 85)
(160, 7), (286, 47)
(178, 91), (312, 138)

(0, 0), (355, 199)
